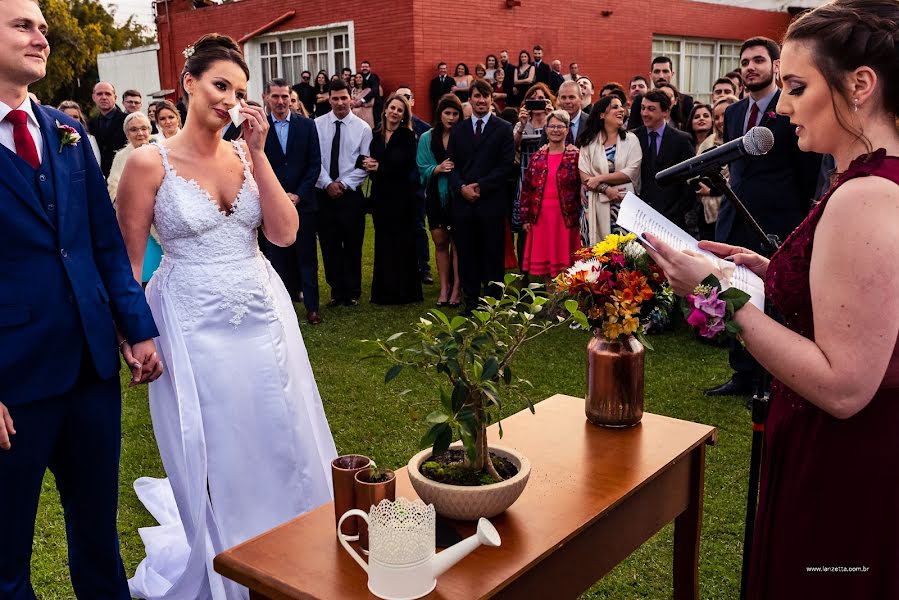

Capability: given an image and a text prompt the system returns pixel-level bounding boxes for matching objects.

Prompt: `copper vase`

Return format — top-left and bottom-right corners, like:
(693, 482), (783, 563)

(354, 468), (396, 553)
(586, 332), (644, 427)
(331, 454), (373, 537)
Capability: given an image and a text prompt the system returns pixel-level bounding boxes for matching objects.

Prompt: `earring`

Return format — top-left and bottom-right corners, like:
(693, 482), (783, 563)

(853, 98), (859, 112)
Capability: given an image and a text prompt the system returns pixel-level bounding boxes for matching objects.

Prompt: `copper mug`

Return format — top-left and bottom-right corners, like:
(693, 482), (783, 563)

(354, 468), (396, 552)
(332, 454), (373, 538)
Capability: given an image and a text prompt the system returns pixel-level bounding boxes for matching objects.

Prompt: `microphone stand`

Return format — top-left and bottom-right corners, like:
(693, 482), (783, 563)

(704, 169), (778, 600)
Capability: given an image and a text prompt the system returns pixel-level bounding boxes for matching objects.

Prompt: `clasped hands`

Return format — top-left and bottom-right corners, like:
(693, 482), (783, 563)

(326, 181), (346, 198)
(641, 233), (769, 297)
(460, 183), (480, 202)
(362, 157), (380, 172)
(120, 338), (164, 388)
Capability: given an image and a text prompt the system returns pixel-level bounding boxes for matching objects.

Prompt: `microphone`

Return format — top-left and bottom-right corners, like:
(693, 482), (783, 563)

(655, 126), (774, 186)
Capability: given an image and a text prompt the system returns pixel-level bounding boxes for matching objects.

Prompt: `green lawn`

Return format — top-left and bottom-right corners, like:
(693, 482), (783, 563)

(30, 217), (752, 598)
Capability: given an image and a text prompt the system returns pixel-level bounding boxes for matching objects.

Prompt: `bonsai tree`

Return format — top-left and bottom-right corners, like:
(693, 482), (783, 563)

(365, 274), (587, 482)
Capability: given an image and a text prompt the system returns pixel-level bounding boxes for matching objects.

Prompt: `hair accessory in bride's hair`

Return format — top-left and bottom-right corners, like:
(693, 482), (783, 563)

(182, 45), (195, 60)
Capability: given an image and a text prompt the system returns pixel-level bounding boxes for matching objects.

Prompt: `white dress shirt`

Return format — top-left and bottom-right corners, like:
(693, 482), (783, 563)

(0, 97), (44, 163)
(315, 110), (372, 191)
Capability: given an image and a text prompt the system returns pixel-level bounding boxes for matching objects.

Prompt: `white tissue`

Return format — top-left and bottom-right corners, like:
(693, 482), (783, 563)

(228, 104), (246, 128)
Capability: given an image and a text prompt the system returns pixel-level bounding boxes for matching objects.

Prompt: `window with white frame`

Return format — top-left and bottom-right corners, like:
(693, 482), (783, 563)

(652, 36), (742, 103)
(257, 26), (353, 86)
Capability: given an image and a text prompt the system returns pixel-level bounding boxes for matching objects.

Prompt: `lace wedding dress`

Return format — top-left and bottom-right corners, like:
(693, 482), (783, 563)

(128, 141), (338, 600)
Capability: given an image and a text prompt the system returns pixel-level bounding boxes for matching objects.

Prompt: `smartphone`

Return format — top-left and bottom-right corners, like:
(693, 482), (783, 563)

(524, 99), (547, 111)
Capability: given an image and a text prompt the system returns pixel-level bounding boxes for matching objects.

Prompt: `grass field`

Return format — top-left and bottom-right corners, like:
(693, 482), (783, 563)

(29, 218), (753, 598)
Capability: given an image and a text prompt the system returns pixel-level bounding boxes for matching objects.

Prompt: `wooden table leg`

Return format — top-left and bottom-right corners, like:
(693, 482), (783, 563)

(673, 443), (706, 600)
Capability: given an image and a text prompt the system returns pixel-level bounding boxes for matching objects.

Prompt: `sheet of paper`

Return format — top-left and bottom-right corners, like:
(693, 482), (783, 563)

(228, 104), (246, 128)
(617, 192), (765, 310)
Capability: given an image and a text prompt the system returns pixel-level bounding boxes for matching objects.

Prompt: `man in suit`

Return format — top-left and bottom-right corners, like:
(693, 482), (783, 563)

(708, 36), (822, 397)
(446, 79), (515, 314)
(292, 70), (316, 116)
(122, 89), (142, 114)
(428, 62), (454, 110)
(563, 62), (580, 82)
(262, 78), (324, 324)
(546, 81), (588, 144)
(577, 75), (595, 114)
(87, 81), (126, 178)
(650, 56), (694, 125)
(499, 49), (516, 84)
(548, 60), (565, 95)
(0, 0), (161, 595)
(633, 90), (696, 227)
(532, 45), (551, 86)
(626, 75), (649, 130)
(315, 80), (372, 307)
(358, 60), (382, 128)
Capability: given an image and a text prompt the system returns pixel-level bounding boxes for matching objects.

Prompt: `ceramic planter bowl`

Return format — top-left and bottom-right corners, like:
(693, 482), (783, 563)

(407, 443), (530, 521)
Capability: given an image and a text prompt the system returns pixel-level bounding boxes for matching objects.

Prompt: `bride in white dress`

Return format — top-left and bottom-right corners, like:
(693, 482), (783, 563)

(115, 34), (337, 599)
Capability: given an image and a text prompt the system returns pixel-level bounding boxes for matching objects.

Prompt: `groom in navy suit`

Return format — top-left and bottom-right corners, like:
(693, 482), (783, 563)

(0, 1), (161, 597)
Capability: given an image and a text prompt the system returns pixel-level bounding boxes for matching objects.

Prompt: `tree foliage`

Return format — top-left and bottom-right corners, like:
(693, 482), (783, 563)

(32, 0), (155, 107)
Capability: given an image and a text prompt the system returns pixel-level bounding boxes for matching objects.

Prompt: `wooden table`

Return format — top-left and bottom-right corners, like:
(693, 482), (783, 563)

(215, 394), (717, 599)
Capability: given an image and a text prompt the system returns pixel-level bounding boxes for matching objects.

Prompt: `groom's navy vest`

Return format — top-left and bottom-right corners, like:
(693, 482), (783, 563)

(4, 136), (59, 225)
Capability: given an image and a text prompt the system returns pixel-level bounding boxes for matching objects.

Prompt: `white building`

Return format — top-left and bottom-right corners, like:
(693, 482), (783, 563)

(97, 44), (166, 107)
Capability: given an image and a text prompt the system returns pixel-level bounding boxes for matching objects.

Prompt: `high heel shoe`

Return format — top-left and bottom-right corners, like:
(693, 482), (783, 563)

(436, 300), (448, 307)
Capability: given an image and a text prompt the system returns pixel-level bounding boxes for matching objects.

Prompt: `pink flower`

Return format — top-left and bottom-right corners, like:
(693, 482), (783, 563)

(766, 110), (776, 120)
(701, 316), (726, 337)
(687, 289), (728, 338)
(687, 307), (707, 329)
(691, 288), (726, 319)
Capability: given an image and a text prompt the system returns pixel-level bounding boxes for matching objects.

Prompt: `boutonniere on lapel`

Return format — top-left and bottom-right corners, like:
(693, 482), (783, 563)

(55, 120), (81, 153)
(765, 110), (777, 120)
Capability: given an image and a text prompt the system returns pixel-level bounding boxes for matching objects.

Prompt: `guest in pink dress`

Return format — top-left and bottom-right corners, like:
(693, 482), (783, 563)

(643, 2), (899, 597)
(519, 110), (582, 284)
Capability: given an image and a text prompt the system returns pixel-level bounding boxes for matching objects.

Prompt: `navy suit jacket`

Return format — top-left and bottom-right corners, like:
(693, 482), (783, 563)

(0, 104), (157, 406)
(634, 124), (696, 226)
(717, 91), (822, 250)
(264, 113), (322, 213)
(446, 116), (515, 218)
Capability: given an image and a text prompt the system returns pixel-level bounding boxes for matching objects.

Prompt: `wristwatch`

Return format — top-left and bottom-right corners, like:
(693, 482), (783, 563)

(597, 183), (610, 194)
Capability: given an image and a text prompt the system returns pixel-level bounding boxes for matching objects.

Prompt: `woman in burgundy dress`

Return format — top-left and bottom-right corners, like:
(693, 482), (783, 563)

(644, 1), (899, 598)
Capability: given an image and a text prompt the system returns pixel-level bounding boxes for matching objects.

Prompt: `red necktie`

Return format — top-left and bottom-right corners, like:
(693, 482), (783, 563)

(745, 102), (760, 135)
(475, 118), (483, 139)
(5, 110), (40, 169)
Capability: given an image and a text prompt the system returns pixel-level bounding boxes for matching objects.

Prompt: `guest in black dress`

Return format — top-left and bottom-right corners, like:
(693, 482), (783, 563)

(313, 71), (331, 117)
(364, 94), (424, 305)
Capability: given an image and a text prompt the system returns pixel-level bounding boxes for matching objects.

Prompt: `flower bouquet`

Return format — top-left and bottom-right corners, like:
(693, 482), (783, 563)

(553, 233), (673, 349)
(553, 233), (673, 426)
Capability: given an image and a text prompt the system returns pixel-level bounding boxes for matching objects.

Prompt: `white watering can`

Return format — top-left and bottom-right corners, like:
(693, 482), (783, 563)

(337, 497), (501, 600)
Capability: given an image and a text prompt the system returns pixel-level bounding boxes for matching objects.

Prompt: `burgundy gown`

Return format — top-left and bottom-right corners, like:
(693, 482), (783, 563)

(748, 149), (899, 599)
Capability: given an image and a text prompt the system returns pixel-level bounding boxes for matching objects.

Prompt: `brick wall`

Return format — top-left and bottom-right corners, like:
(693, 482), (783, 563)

(155, 0), (791, 117)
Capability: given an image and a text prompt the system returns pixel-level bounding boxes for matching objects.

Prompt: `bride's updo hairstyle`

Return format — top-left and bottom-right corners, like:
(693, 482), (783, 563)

(783, 0), (899, 146)
(180, 34), (250, 96)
